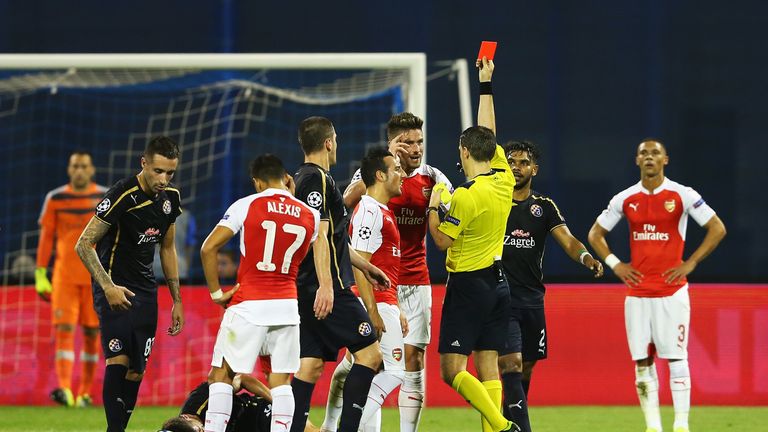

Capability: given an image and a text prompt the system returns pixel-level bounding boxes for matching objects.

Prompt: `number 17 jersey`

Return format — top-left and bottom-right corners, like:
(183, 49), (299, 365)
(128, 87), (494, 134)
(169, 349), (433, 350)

(217, 188), (320, 308)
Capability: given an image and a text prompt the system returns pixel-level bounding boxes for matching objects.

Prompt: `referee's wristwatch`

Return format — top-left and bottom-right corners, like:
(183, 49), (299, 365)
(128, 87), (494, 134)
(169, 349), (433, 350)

(426, 206), (439, 215)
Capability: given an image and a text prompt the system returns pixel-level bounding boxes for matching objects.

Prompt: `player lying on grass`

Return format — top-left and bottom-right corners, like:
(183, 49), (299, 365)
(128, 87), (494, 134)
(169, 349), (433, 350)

(159, 372), (320, 432)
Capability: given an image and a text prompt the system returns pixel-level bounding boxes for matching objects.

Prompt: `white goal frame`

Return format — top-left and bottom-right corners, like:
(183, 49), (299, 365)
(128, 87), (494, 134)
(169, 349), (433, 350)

(0, 52), (426, 123)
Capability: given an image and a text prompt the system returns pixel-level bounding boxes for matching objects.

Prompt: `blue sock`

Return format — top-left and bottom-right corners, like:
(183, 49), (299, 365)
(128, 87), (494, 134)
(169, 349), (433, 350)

(290, 377), (315, 432)
(502, 372), (531, 432)
(103, 364), (127, 432)
(338, 364), (376, 432)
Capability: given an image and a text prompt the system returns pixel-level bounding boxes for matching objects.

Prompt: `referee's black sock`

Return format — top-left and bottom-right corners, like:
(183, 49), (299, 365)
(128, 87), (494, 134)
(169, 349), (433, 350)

(122, 378), (142, 428)
(290, 377), (315, 432)
(338, 364), (376, 432)
(103, 364), (127, 432)
(502, 372), (531, 432)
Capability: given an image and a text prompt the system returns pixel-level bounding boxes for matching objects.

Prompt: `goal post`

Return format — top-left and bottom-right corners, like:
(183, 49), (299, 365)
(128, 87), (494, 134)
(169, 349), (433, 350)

(0, 52), (427, 120)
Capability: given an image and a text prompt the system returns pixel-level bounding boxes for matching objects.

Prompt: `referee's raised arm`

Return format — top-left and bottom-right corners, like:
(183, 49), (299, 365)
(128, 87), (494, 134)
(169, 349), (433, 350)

(477, 56), (496, 135)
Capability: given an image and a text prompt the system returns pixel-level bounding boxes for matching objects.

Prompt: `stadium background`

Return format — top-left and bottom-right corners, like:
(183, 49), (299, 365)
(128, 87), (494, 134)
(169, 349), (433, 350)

(1, 0), (766, 411)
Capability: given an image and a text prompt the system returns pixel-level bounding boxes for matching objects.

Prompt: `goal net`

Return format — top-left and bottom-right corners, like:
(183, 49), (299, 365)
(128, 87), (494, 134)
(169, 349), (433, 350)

(0, 53), (425, 405)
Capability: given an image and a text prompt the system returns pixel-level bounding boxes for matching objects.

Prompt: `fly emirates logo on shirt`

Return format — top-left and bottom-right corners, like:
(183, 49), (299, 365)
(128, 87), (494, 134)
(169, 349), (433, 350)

(633, 223), (670, 241)
(396, 207), (424, 226)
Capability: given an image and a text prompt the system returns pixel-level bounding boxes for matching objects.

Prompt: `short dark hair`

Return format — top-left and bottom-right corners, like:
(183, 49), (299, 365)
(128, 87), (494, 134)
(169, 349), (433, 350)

(459, 126), (497, 162)
(249, 153), (287, 183)
(387, 112), (424, 140)
(144, 136), (180, 161)
(298, 116), (335, 155)
(159, 416), (197, 432)
(639, 137), (667, 153)
(70, 149), (93, 159)
(360, 146), (393, 188)
(502, 140), (541, 163)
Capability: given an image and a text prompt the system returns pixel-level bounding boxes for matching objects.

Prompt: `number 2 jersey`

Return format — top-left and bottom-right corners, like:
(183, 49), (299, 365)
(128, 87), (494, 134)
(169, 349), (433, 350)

(500, 192), (566, 308)
(217, 188), (319, 324)
(596, 177), (716, 297)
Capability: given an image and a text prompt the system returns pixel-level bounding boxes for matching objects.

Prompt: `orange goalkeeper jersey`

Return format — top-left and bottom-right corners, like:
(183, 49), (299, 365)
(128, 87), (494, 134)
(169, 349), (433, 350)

(37, 183), (108, 284)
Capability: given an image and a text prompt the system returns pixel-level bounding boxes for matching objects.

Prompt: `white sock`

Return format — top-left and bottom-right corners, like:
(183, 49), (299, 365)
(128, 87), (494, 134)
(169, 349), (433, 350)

(321, 355), (354, 432)
(270, 384), (294, 432)
(636, 364), (661, 431)
(398, 370), (425, 432)
(359, 370), (404, 427)
(669, 360), (691, 429)
(204, 382), (233, 432)
(358, 408), (381, 432)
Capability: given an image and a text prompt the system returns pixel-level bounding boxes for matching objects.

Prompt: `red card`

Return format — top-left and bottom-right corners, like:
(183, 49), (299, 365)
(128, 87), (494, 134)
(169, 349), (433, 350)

(477, 41), (497, 61)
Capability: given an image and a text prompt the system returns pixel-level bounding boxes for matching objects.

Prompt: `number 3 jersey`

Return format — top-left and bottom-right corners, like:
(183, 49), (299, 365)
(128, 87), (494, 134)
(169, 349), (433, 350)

(596, 177), (716, 297)
(217, 188), (319, 322)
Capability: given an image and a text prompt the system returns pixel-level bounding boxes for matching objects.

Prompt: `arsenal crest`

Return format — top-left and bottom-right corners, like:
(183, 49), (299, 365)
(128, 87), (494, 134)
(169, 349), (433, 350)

(422, 187), (432, 198)
(664, 199), (676, 213)
(392, 347), (403, 362)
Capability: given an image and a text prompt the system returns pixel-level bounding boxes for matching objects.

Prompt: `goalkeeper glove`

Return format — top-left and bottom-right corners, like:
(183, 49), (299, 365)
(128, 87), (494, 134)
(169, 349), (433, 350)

(35, 267), (52, 302)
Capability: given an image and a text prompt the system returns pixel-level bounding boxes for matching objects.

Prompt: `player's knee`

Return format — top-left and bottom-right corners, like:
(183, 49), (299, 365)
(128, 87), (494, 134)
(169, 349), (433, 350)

(440, 364), (458, 385)
(56, 323), (75, 333)
(353, 343), (383, 370)
(635, 357), (654, 367)
(297, 358), (325, 382)
(498, 353), (522, 375)
(82, 326), (99, 338)
(404, 346), (425, 371)
(522, 361), (537, 380)
(125, 370), (144, 381)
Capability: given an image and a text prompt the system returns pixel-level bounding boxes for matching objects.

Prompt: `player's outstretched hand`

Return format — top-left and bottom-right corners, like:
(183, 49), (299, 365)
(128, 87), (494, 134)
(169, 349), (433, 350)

(663, 259), (697, 284)
(476, 57), (494, 82)
(364, 264), (390, 291)
(584, 256), (604, 278)
(612, 262), (643, 288)
(314, 285), (334, 320)
(168, 301), (184, 336)
(213, 283), (240, 308)
(104, 284), (135, 310)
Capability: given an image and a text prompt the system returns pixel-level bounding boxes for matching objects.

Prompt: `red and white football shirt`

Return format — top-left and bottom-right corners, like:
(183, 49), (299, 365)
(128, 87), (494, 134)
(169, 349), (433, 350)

(217, 188), (319, 324)
(352, 164), (452, 285)
(597, 177), (716, 297)
(349, 195), (401, 304)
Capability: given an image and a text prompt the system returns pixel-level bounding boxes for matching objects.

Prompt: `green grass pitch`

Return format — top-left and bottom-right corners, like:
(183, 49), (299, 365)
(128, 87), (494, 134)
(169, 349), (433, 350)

(0, 405), (766, 431)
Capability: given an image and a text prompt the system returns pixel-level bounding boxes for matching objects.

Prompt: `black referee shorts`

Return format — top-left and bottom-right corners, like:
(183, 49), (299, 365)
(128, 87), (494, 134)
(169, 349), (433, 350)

(94, 293), (158, 373)
(438, 263), (512, 355)
(298, 287), (378, 361)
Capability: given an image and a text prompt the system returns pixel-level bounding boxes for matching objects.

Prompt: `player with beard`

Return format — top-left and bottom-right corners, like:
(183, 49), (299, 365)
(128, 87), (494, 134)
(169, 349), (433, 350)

(497, 140), (603, 431)
(75, 137), (185, 432)
(36, 151), (107, 407)
(343, 113), (452, 431)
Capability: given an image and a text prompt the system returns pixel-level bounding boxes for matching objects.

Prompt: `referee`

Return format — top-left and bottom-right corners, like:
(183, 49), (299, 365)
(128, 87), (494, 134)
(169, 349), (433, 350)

(427, 57), (518, 432)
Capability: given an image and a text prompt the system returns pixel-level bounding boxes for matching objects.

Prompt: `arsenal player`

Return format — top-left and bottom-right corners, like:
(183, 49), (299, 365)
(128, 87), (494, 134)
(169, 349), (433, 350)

(588, 139), (726, 432)
(344, 113), (452, 431)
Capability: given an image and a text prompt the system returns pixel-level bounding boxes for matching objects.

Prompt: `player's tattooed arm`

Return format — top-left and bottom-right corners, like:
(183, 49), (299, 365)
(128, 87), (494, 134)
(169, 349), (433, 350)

(166, 277), (181, 303)
(75, 216), (113, 289)
(75, 217), (135, 310)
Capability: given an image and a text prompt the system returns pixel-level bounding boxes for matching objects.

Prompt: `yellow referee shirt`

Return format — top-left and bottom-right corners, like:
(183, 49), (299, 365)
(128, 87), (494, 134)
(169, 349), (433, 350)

(438, 145), (515, 272)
